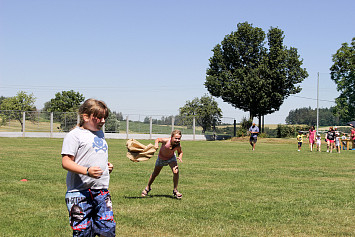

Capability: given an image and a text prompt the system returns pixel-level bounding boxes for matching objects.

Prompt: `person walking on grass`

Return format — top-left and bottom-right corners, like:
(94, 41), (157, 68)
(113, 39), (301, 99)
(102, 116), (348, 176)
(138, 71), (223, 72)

(249, 123), (259, 151)
(308, 126), (316, 152)
(142, 130), (184, 199)
(335, 133), (341, 153)
(326, 126), (336, 153)
(341, 133), (347, 150)
(316, 134), (322, 152)
(297, 131), (305, 151)
(61, 99), (116, 237)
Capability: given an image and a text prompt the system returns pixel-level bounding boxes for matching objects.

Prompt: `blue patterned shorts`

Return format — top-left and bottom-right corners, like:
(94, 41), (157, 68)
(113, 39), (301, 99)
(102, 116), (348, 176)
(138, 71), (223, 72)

(65, 189), (116, 237)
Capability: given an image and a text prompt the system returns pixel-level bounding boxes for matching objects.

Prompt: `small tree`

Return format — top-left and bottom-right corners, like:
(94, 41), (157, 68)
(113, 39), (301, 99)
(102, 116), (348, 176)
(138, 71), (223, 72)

(0, 91), (36, 131)
(105, 110), (120, 133)
(44, 90), (85, 131)
(179, 94), (222, 133)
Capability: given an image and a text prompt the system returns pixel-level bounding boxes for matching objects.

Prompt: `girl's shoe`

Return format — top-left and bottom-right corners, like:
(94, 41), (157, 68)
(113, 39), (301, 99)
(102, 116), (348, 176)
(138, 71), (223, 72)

(141, 187), (151, 197)
(173, 190), (182, 199)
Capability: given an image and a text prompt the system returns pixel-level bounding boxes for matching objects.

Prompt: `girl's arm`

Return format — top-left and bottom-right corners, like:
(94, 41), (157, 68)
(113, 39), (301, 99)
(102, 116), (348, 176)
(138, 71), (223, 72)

(176, 147), (183, 162)
(154, 138), (162, 149)
(154, 138), (168, 149)
(62, 154), (103, 179)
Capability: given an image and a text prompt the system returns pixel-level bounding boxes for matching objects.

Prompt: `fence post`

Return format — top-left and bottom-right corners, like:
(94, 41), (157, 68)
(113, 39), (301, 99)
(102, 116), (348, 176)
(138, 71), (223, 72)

(234, 119), (236, 137)
(193, 116), (195, 141)
(149, 117), (152, 139)
(126, 116), (129, 139)
(171, 116), (175, 132)
(22, 112), (26, 137)
(50, 112), (53, 138)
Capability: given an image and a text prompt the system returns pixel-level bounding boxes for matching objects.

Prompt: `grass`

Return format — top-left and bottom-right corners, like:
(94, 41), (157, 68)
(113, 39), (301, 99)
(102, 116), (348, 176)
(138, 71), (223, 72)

(0, 137), (354, 236)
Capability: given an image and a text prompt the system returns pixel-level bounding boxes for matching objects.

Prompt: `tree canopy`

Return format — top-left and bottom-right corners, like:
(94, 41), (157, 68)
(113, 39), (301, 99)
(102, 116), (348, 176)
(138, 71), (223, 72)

(205, 22), (308, 120)
(179, 94), (222, 133)
(0, 91), (36, 130)
(330, 37), (355, 123)
(44, 90), (85, 113)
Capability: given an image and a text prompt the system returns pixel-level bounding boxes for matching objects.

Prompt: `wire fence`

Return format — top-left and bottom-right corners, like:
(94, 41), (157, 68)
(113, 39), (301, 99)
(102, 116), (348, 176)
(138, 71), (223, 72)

(0, 110), (236, 140)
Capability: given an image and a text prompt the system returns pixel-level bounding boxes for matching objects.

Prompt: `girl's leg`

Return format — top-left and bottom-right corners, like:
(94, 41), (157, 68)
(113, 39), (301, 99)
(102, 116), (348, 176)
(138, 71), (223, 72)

(148, 166), (163, 188)
(169, 161), (179, 191)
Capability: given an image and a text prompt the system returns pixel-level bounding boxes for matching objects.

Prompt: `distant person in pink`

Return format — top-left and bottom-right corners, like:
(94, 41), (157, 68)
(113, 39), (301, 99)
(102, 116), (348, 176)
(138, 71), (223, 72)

(351, 127), (355, 140)
(308, 126), (316, 152)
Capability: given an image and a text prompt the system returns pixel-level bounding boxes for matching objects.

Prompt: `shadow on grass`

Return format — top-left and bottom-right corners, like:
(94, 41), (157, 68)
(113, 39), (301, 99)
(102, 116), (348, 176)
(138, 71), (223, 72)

(124, 194), (179, 200)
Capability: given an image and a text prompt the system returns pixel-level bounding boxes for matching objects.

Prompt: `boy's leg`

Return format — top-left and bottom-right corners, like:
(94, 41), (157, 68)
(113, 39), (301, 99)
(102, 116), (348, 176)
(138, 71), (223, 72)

(65, 191), (93, 237)
(91, 190), (116, 237)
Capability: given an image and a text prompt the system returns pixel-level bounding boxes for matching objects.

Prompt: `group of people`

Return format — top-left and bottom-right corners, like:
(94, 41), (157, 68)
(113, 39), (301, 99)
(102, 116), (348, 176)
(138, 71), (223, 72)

(59, 98), (354, 236)
(297, 125), (355, 153)
(61, 98), (184, 237)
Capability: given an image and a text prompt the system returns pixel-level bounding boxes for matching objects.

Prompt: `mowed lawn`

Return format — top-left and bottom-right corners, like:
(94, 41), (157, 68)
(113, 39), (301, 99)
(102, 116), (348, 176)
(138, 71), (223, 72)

(0, 137), (354, 236)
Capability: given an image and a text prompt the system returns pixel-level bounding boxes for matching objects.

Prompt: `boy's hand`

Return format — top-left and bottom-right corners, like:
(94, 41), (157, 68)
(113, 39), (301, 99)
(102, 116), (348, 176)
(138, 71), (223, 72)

(88, 166), (104, 179)
(177, 156), (183, 162)
(108, 162), (114, 173)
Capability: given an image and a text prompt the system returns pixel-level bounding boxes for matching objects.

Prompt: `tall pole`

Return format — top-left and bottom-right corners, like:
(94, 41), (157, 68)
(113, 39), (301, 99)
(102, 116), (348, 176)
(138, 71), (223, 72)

(317, 72), (319, 134)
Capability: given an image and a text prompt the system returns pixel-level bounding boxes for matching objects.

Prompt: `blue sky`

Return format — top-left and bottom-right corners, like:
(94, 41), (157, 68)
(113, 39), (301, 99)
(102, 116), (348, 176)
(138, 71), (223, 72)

(0, 0), (354, 124)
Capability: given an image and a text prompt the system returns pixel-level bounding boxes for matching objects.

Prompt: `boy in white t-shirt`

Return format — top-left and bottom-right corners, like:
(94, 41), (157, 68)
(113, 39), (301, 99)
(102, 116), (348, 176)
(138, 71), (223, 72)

(61, 99), (116, 237)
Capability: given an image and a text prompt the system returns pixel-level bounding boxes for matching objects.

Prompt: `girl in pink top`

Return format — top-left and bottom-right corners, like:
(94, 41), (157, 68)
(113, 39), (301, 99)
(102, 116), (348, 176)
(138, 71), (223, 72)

(141, 130), (183, 199)
(308, 126), (316, 152)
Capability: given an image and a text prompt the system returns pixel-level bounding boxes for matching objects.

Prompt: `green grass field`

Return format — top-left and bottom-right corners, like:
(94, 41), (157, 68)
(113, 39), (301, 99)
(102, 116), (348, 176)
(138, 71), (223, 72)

(0, 137), (354, 236)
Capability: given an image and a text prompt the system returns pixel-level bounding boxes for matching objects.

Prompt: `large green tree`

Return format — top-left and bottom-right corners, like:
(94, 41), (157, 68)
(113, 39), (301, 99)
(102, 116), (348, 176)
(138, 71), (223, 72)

(0, 91), (36, 130)
(330, 37), (355, 123)
(205, 22), (308, 123)
(179, 94), (222, 133)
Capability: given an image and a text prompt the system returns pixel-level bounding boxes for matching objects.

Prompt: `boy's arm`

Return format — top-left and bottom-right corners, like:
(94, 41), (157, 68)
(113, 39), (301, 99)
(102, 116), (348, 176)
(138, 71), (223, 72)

(108, 162), (114, 173)
(62, 154), (103, 179)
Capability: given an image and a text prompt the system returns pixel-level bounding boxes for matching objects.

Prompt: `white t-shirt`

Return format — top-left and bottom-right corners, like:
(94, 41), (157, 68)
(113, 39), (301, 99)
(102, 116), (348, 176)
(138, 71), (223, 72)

(61, 127), (109, 192)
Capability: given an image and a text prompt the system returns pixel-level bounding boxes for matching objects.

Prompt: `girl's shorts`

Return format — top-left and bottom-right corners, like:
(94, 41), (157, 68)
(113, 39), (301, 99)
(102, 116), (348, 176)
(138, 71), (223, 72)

(65, 189), (116, 237)
(155, 155), (177, 167)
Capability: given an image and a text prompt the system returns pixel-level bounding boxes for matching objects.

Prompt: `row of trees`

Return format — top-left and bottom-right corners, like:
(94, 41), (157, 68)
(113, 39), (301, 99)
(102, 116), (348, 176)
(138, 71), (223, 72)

(0, 90), (223, 133)
(0, 90), (122, 132)
(285, 107), (340, 126)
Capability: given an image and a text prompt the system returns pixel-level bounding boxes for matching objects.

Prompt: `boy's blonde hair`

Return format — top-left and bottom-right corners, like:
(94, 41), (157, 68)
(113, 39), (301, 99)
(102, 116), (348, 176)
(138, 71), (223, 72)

(78, 99), (109, 126)
(171, 129), (182, 137)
